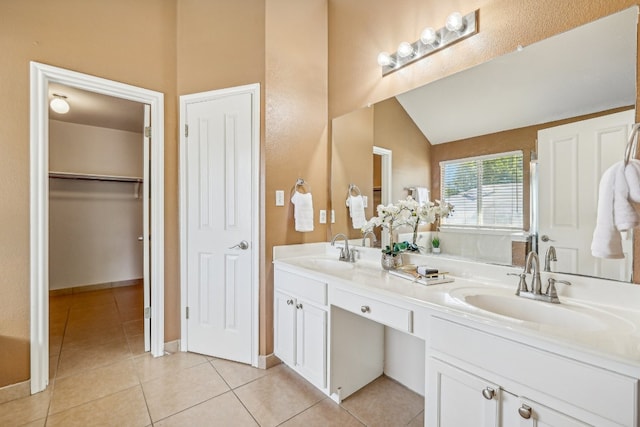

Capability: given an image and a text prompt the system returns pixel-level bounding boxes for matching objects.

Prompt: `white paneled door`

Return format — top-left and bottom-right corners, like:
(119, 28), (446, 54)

(183, 86), (258, 364)
(537, 109), (634, 281)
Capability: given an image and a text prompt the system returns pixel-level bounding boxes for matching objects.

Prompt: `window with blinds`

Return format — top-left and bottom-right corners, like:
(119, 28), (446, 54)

(440, 151), (523, 229)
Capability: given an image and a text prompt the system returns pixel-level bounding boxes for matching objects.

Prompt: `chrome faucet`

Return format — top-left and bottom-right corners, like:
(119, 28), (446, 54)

(331, 233), (351, 262)
(525, 251), (543, 295)
(544, 246), (557, 272)
(362, 230), (378, 247)
(509, 250), (571, 303)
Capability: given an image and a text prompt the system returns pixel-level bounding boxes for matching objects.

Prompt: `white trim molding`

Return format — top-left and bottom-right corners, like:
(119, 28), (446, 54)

(179, 83), (261, 367)
(29, 62), (165, 394)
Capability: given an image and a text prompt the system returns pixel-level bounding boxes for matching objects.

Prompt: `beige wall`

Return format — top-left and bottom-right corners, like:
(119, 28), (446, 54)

(175, 0), (266, 347)
(373, 98), (431, 204)
(331, 106), (374, 239)
(264, 0), (329, 354)
(0, 0), (177, 388)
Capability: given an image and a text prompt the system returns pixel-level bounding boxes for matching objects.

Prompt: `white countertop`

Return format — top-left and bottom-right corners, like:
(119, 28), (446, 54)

(273, 243), (640, 377)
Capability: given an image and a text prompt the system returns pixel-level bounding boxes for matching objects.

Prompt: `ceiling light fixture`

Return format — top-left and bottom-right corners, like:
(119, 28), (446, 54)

(50, 94), (70, 114)
(377, 9), (479, 76)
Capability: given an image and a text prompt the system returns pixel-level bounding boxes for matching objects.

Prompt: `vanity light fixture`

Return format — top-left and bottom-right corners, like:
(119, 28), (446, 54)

(378, 9), (479, 76)
(397, 41), (415, 58)
(50, 94), (70, 114)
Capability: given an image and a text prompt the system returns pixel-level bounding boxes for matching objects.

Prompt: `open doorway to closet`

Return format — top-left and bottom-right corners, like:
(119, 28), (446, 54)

(30, 62), (165, 394)
(48, 82), (149, 380)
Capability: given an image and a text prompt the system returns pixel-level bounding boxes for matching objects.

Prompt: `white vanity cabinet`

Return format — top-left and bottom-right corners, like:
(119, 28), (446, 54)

(427, 317), (638, 427)
(428, 358), (590, 426)
(274, 268), (328, 390)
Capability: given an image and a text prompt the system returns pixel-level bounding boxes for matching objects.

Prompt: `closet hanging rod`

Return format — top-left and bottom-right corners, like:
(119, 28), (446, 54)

(49, 171), (143, 183)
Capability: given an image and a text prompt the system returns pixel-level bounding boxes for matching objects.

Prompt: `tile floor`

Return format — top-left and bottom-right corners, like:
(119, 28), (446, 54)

(0, 284), (424, 426)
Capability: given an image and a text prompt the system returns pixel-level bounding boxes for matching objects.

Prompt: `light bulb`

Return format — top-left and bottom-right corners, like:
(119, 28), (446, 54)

(397, 41), (414, 58)
(50, 95), (70, 114)
(377, 52), (394, 67)
(446, 12), (465, 32)
(420, 27), (439, 46)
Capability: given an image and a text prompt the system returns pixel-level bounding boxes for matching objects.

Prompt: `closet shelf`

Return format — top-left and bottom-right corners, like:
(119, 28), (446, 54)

(49, 171), (143, 183)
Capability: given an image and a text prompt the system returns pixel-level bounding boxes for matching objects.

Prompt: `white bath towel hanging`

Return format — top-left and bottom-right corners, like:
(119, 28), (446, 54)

(291, 191), (314, 232)
(348, 195), (366, 229)
(591, 161), (639, 258)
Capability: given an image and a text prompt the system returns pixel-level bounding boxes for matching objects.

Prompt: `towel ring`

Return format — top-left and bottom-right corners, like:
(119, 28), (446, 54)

(348, 184), (362, 197)
(624, 123), (640, 166)
(345, 184), (363, 207)
(291, 178), (311, 198)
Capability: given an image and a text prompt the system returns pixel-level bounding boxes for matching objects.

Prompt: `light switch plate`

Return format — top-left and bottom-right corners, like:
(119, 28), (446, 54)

(275, 190), (285, 206)
(319, 210), (327, 224)
(363, 195), (368, 208)
(331, 210), (335, 223)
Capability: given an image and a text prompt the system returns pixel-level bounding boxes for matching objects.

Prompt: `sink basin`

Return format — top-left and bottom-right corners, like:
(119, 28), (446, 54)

(450, 287), (634, 332)
(291, 257), (355, 272)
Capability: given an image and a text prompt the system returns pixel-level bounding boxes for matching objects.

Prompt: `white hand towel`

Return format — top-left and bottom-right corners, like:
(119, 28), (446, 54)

(625, 159), (640, 203)
(348, 195), (366, 229)
(591, 161), (639, 258)
(415, 187), (430, 205)
(291, 191), (314, 232)
(614, 162), (639, 231)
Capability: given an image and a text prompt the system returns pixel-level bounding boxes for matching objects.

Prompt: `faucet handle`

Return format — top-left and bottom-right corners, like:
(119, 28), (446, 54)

(350, 249), (359, 263)
(507, 272), (528, 295)
(546, 277), (571, 301)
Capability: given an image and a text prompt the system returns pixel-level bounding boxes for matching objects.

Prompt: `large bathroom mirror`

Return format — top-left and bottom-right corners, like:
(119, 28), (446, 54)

(331, 7), (638, 283)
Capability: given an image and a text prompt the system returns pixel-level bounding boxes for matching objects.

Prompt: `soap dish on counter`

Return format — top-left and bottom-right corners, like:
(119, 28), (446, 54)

(388, 266), (454, 286)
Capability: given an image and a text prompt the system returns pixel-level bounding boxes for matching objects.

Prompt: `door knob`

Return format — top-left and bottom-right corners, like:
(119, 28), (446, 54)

(540, 235), (553, 242)
(229, 240), (249, 250)
(138, 236), (144, 241)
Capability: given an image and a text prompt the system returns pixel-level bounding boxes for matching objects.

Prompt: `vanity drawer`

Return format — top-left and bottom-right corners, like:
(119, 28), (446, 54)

(274, 269), (327, 306)
(332, 287), (413, 333)
(430, 317), (637, 426)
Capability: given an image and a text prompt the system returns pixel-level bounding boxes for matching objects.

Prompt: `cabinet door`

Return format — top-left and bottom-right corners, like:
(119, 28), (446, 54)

(274, 290), (297, 367)
(295, 301), (327, 389)
(427, 358), (499, 427)
(502, 391), (590, 427)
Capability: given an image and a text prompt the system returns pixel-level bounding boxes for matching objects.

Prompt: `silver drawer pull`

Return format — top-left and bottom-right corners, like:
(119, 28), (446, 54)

(360, 305), (370, 313)
(518, 404), (532, 419)
(296, 303), (303, 309)
(286, 299), (294, 305)
(481, 387), (495, 400)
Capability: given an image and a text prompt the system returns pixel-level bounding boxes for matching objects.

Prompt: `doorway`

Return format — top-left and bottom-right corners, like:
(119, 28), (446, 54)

(30, 62), (165, 394)
(373, 146), (392, 248)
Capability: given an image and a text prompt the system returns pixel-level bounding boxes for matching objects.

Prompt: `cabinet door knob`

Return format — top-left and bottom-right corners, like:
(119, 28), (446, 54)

(481, 387), (495, 400)
(296, 303), (303, 309)
(518, 404), (532, 419)
(360, 305), (370, 313)
(286, 299), (294, 305)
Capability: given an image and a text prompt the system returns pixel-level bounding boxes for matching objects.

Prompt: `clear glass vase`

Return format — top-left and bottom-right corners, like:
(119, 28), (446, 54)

(381, 253), (403, 270)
